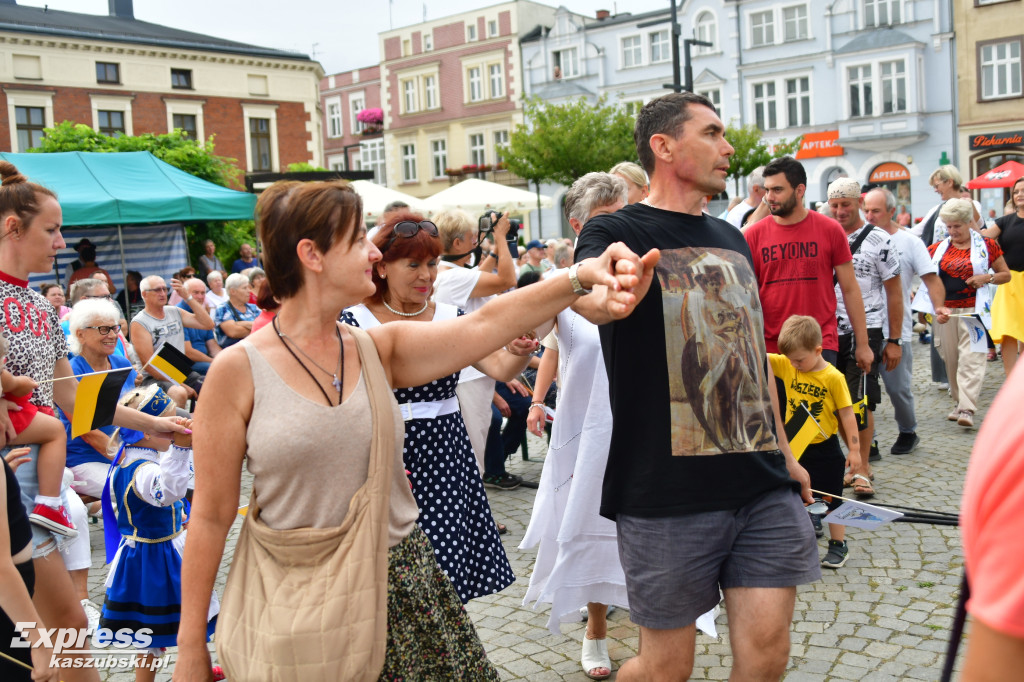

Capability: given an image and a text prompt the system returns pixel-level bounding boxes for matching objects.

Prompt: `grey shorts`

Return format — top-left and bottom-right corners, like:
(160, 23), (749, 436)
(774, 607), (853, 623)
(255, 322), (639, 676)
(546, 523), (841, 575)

(616, 486), (821, 630)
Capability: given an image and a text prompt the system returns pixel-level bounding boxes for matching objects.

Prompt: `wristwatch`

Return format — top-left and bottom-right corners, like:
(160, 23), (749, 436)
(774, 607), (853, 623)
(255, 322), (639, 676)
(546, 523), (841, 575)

(886, 338), (903, 346)
(567, 262), (592, 295)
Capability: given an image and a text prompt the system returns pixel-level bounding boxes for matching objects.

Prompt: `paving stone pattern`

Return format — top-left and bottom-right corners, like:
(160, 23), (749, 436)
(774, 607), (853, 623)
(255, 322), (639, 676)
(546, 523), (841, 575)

(92, 349), (1000, 680)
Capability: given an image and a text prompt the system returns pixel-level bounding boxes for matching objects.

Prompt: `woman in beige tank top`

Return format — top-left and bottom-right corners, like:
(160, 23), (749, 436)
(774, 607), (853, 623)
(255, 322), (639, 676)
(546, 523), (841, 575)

(173, 180), (656, 681)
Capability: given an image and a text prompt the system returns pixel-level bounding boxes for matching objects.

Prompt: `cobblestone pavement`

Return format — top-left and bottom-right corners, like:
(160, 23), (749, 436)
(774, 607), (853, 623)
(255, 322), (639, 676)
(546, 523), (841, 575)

(89, 345), (1002, 680)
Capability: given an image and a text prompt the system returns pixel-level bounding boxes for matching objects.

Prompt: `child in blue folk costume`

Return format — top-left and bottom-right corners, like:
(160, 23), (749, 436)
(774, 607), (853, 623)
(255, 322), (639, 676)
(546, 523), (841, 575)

(99, 385), (217, 681)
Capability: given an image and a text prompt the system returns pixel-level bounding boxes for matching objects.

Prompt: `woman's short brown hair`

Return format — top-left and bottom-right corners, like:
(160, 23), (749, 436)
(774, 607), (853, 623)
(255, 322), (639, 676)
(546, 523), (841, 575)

(368, 210), (442, 303)
(0, 161), (57, 239)
(256, 180), (362, 301)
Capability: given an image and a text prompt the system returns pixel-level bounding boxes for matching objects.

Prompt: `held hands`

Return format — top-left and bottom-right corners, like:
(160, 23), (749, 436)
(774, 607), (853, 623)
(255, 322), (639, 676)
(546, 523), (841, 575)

(172, 417), (194, 447)
(151, 414), (193, 441)
(577, 244), (661, 319)
(506, 334), (540, 356)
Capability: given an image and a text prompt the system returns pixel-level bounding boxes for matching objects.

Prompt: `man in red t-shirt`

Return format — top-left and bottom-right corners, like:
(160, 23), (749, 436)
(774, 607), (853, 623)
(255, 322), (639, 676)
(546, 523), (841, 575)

(744, 156), (872, 373)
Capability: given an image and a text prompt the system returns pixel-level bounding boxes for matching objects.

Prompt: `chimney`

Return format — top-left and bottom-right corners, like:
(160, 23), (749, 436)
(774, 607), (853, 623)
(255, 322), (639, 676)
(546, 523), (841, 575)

(596, 9), (610, 20)
(108, 0), (134, 19)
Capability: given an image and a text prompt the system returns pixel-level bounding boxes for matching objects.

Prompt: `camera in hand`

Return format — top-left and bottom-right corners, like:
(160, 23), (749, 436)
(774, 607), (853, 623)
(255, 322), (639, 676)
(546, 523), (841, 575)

(478, 211), (521, 257)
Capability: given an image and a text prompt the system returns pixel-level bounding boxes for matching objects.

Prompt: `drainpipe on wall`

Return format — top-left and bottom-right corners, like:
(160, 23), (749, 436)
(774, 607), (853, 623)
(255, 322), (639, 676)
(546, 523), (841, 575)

(946, 0), (959, 167)
(735, 0), (744, 126)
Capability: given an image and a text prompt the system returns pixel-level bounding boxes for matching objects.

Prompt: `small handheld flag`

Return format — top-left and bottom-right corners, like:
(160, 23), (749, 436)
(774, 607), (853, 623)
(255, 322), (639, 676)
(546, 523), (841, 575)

(784, 402), (827, 460)
(71, 367), (133, 438)
(854, 374), (869, 430)
(146, 342), (193, 385)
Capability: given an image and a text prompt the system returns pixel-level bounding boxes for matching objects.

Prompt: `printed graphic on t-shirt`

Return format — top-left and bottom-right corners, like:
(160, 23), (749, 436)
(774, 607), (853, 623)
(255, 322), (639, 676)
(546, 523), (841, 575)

(657, 248), (778, 456)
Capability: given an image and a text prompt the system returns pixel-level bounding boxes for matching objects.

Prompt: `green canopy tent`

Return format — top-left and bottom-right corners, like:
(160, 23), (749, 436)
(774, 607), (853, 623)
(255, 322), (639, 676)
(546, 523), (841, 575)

(0, 151), (256, 293)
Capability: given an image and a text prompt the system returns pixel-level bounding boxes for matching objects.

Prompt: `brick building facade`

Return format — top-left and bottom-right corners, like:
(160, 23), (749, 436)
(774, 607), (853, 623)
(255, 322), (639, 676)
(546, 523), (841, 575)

(321, 66), (384, 183)
(0, 0), (323, 182)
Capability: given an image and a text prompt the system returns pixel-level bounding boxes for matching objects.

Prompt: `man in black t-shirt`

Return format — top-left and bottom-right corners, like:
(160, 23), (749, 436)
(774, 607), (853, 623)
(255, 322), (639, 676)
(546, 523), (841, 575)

(573, 92), (819, 681)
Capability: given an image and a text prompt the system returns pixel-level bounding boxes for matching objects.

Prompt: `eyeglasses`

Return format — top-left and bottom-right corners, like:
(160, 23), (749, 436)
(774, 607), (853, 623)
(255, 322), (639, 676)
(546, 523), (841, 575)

(84, 324), (121, 336)
(385, 220), (439, 249)
(81, 294), (112, 300)
(145, 287), (169, 294)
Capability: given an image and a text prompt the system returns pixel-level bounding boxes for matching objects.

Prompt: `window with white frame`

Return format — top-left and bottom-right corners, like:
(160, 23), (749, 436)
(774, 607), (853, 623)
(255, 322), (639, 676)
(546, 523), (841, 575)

(403, 79), (419, 113)
(621, 36), (642, 68)
(401, 143), (417, 182)
(431, 139), (447, 179)
(469, 133), (486, 166)
(423, 34), (433, 51)
(650, 30), (670, 63)
(425, 75), (439, 109)
(698, 88), (722, 116)
(847, 65), (873, 118)
(880, 60), (907, 113)
(361, 138), (385, 184)
(489, 63), (504, 98)
(351, 93), (366, 133)
(467, 23), (477, 41)
(488, 19), (498, 37)
(782, 5), (808, 41)
(555, 47), (579, 78)
(468, 67), (483, 101)
(7, 91), (53, 152)
(785, 77), (810, 126)
(327, 101), (342, 138)
(864, 0), (902, 27)
(695, 11), (717, 54)
(980, 39), (1022, 100)
(752, 81), (778, 130)
(750, 11), (774, 47)
(493, 130), (509, 163)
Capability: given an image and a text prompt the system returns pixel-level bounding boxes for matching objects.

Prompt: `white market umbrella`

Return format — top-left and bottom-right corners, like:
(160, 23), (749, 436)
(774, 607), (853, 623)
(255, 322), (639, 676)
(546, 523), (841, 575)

(349, 180), (427, 221)
(420, 178), (552, 215)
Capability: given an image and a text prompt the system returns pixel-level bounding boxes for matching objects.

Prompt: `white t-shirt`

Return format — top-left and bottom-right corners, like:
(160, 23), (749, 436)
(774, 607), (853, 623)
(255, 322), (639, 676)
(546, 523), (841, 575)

(725, 199), (758, 228)
(835, 224), (902, 335)
(204, 289), (228, 312)
(433, 261), (489, 383)
(881, 227), (938, 341)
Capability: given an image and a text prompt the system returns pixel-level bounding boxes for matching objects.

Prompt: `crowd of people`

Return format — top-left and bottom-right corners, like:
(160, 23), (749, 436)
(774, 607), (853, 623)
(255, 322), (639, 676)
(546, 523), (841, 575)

(0, 90), (1021, 682)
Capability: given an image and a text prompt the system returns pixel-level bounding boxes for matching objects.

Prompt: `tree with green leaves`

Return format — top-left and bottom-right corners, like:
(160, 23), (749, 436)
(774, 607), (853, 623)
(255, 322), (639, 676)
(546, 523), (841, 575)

(725, 124), (802, 196)
(29, 121), (252, 266)
(500, 96), (638, 187)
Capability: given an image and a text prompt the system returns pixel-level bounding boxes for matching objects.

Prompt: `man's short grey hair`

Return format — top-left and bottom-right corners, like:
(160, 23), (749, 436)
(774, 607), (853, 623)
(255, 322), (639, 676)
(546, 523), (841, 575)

(748, 166), (765, 188)
(564, 172), (628, 226)
(552, 242), (572, 268)
(382, 200), (409, 214)
(184, 277), (207, 294)
(68, 278), (106, 306)
(867, 187), (897, 213)
(68, 299), (120, 355)
(225, 273), (249, 292)
(207, 271), (223, 286)
(140, 275), (165, 293)
(939, 197), (974, 226)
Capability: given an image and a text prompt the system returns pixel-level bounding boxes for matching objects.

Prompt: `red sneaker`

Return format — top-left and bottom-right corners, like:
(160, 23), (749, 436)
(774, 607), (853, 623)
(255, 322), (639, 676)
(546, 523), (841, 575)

(29, 503), (79, 538)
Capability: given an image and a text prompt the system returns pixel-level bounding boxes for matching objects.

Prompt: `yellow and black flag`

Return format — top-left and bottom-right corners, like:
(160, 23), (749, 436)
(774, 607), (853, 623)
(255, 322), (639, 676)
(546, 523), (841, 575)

(784, 402), (827, 460)
(147, 342), (193, 385)
(853, 374), (869, 430)
(71, 367), (133, 438)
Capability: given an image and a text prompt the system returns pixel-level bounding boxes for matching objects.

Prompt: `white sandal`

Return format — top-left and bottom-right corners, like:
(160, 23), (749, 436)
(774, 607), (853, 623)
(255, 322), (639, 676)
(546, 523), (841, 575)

(581, 636), (611, 680)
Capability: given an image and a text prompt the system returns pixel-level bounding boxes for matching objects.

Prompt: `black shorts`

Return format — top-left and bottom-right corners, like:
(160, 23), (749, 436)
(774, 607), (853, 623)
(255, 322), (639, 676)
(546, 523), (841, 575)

(837, 329), (884, 411)
(800, 434), (845, 512)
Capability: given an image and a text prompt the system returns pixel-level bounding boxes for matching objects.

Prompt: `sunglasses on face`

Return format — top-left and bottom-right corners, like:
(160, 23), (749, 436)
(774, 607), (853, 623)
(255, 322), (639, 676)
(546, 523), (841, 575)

(146, 287), (169, 294)
(385, 220), (439, 249)
(84, 324), (121, 336)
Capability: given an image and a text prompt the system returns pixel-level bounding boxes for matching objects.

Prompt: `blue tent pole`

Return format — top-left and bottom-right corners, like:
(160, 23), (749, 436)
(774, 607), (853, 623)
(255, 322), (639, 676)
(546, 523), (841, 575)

(116, 225), (128, 303)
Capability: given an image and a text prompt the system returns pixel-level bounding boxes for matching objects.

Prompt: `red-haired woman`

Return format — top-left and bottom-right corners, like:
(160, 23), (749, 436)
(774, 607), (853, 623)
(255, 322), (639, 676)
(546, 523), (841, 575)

(341, 210), (535, 603)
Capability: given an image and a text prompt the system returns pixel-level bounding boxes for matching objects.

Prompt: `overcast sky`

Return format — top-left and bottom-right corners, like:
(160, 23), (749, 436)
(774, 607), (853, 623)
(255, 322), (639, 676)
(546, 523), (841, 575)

(20, 0), (676, 74)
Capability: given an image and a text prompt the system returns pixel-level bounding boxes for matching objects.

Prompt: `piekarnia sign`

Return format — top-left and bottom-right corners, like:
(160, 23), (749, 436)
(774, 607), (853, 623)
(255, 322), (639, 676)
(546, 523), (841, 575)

(970, 130), (1024, 150)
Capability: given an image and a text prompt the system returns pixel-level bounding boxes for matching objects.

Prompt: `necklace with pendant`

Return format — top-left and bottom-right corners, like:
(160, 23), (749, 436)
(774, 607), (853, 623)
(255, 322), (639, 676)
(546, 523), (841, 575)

(273, 317), (344, 404)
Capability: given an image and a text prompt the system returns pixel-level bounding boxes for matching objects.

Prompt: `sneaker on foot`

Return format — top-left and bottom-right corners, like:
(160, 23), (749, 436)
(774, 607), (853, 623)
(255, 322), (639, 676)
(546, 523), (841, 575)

(890, 432), (920, 455)
(958, 410), (974, 428)
(29, 503), (78, 538)
(947, 408), (960, 421)
(821, 540), (849, 569)
(80, 599), (100, 632)
(868, 440), (881, 462)
(937, 382), (949, 391)
(483, 473), (522, 490)
(810, 512), (824, 537)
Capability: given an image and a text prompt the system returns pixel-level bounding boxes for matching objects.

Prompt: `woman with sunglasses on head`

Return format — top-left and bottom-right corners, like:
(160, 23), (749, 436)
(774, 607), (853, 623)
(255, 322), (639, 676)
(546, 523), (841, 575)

(342, 212), (537, 603)
(174, 181), (653, 681)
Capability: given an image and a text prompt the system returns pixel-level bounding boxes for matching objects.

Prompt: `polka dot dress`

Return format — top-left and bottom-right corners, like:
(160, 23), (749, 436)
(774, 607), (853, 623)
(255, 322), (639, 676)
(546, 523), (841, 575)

(341, 309), (515, 603)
